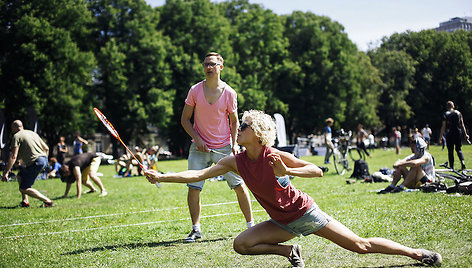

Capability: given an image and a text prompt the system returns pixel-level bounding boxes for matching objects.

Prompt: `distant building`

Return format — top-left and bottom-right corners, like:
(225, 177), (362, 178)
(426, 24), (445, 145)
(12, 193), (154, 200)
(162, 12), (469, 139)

(436, 17), (472, 32)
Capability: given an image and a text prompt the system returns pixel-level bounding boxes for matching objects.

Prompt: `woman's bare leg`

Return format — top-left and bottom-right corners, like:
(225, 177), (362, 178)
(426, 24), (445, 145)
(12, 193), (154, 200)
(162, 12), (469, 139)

(314, 219), (423, 260)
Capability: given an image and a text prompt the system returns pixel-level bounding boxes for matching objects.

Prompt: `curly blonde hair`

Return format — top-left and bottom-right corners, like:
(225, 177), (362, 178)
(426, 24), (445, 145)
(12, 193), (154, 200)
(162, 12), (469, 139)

(241, 110), (277, 147)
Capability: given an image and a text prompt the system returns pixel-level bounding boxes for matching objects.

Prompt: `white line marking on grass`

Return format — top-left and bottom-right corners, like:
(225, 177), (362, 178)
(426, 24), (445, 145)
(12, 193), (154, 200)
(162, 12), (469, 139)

(0, 200), (258, 228)
(1, 209), (266, 239)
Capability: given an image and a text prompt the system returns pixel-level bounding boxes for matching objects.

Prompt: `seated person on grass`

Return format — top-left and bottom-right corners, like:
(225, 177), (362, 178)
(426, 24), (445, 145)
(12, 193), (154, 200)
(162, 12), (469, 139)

(46, 157), (61, 179)
(124, 147), (145, 177)
(145, 145), (159, 171)
(378, 135), (435, 194)
(115, 152), (130, 176)
(59, 152), (107, 198)
(144, 110), (441, 268)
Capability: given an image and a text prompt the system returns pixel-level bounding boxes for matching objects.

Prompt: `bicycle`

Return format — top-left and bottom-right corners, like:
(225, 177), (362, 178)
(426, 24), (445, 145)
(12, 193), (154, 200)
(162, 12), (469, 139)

(331, 130), (365, 175)
(426, 162), (472, 194)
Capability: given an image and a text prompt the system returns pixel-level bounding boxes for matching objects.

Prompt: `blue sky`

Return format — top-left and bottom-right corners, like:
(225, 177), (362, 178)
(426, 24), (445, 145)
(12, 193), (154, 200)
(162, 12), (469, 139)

(146, 0), (472, 51)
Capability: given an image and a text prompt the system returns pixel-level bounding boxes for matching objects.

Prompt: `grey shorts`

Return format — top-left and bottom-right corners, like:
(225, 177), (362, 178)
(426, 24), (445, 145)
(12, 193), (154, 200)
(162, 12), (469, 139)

(270, 204), (333, 236)
(186, 143), (244, 191)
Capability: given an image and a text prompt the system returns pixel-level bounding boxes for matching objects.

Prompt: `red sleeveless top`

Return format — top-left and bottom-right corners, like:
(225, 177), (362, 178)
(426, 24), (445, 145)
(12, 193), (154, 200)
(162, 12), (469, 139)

(235, 146), (314, 224)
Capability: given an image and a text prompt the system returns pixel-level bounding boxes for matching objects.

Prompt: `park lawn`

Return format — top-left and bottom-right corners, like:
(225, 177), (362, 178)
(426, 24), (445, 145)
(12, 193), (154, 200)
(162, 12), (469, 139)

(0, 145), (471, 267)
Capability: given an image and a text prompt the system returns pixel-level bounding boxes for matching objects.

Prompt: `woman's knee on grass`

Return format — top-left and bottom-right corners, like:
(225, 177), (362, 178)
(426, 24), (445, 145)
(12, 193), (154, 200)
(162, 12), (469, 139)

(233, 234), (252, 255)
(233, 227), (263, 255)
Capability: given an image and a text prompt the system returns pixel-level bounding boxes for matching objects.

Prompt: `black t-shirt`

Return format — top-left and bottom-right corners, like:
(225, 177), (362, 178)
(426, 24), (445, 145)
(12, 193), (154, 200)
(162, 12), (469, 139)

(67, 152), (97, 171)
(443, 109), (462, 135)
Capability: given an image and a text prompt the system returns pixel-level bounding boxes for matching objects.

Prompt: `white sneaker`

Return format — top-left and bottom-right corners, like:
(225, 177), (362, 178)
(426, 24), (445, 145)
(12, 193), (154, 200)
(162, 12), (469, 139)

(99, 191), (108, 197)
(422, 249), (442, 266)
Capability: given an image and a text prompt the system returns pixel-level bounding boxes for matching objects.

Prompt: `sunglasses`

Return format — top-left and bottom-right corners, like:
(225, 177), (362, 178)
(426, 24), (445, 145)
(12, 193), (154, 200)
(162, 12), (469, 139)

(239, 122), (251, 131)
(202, 62), (220, 68)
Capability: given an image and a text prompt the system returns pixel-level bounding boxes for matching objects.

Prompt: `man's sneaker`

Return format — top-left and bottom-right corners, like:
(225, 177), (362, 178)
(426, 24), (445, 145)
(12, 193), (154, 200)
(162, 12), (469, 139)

(19, 201), (30, 208)
(42, 201), (54, 208)
(288, 244), (305, 268)
(184, 229), (202, 243)
(378, 185), (395, 194)
(391, 186), (405, 193)
(421, 249), (442, 266)
(99, 191), (108, 197)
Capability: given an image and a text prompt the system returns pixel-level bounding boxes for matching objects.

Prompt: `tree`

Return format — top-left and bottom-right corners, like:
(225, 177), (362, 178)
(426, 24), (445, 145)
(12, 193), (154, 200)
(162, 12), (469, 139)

(157, 0), (235, 155)
(281, 12), (381, 138)
(378, 30), (472, 138)
(88, 0), (174, 155)
(223, 1), (289, 114)
(0, 0), (96, 148)
(368, 48), (416, 133)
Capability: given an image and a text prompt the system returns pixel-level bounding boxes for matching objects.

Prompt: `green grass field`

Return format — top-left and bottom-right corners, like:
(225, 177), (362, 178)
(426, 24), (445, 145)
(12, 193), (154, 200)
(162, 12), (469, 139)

(1, 145), (471, 267)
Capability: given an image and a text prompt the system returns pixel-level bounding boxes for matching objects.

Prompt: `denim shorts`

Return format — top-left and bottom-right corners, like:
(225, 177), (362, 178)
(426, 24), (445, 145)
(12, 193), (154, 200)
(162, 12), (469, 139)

(270, 204), (333, 236)
(187, 143), (244, 191)
(18, 156), (48, 189)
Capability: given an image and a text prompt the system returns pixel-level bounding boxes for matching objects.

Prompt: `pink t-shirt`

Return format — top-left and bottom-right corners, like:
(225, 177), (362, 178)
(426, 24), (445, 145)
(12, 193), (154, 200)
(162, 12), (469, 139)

(235, 146), (314, 224)
(185, 80), (237, 149)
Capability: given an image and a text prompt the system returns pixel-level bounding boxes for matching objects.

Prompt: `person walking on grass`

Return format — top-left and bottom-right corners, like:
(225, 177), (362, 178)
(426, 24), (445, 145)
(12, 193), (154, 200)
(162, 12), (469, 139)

(145, 110), (442, 268)
(356, 123), (370, 157)
(394, 126), (402, 155)
(323, 118), (334, 164)
(180, 52), (254, 242)
(439, 101), (469, 170)
(1, 120), (54, 207)
(421, 124), (432, 150)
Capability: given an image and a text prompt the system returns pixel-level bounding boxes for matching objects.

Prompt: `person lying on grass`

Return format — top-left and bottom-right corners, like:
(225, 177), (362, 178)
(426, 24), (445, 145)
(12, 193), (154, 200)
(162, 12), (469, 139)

(144, 110), (442, 268)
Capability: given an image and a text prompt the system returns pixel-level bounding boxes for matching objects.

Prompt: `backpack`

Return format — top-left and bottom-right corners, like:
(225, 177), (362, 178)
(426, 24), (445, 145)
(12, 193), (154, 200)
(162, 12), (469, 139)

(350, 160), (370, 179)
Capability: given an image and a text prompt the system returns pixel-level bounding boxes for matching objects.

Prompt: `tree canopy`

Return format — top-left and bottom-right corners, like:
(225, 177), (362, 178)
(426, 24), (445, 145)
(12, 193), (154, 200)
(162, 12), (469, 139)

(1, 0), (471, 155)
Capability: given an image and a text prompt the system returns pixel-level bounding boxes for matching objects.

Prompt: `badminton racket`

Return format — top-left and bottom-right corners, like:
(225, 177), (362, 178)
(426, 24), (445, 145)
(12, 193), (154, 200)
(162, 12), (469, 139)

(93, 107), (160, 188)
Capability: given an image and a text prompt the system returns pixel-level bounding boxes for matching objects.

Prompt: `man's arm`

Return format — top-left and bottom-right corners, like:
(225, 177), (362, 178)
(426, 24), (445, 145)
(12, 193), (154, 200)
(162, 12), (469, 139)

(78, 136), (88, 144)
(40, 139), (49, 156)
(59, 144), (68, 153)
(181, 104), (208, 152)
(2, 147), (19, 181)
(394, 155), (428, 168)
(439, 120), (446, 143)
(228, 110), (240, 154)
(459, 113), (469, 141)
(145, 155), (236, 184)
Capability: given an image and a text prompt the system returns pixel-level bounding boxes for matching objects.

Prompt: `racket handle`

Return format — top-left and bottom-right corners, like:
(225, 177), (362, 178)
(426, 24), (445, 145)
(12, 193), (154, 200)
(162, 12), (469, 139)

(143, 166), (161, 188)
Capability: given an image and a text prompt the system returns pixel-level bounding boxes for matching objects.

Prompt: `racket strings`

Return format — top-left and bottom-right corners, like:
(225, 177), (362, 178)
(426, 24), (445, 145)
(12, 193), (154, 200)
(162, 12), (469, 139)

(94, 107), (144, 169)
(94, 108), (119, 138)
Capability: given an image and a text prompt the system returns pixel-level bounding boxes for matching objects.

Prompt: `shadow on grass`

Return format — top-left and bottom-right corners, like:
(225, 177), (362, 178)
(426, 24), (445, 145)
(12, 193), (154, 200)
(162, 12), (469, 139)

(63, 237), (230, 255)
(360, 263), (425, 268)
(0, 195), (71, 208)
(51, 195), (74, 201)
(0, 205), (21, 209)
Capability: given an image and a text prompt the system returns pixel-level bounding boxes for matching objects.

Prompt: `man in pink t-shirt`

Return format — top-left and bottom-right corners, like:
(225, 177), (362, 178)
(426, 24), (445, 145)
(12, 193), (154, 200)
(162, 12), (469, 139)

(180, 52), (254, 242)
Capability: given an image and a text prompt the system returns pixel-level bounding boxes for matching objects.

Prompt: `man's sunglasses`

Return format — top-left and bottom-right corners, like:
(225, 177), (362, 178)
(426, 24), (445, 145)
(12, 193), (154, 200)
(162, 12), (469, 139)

(202, 62), (220, 68)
